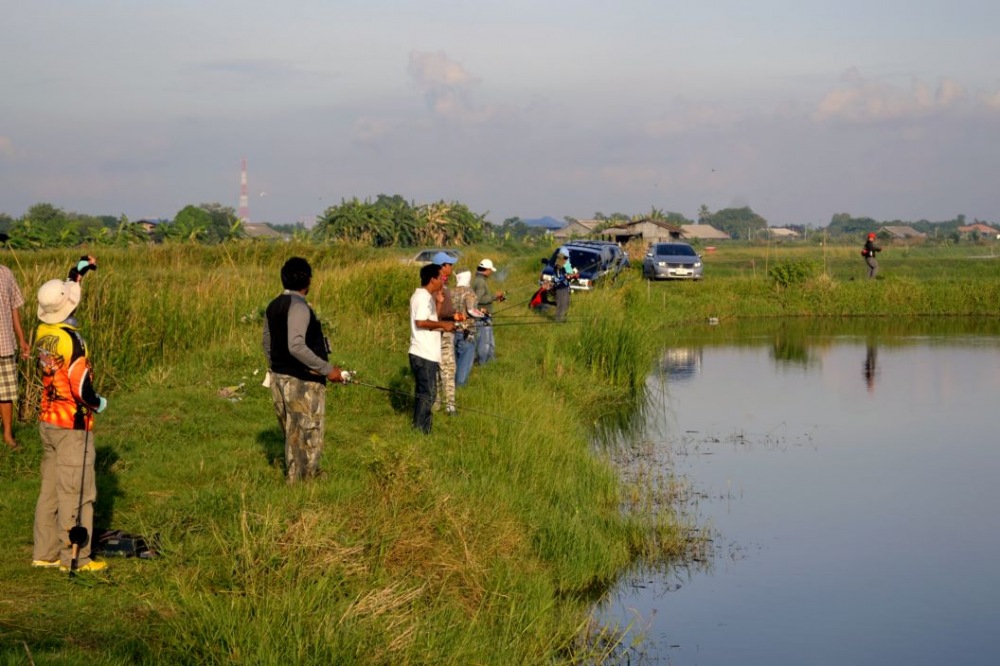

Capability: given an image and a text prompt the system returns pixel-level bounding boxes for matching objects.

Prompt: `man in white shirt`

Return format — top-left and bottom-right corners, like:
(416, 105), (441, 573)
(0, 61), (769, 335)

(409, 263), (455, 433)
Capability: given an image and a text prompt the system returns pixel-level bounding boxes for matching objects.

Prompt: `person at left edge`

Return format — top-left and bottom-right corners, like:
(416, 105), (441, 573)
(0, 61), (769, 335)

(262, 257), (345, 483)
(32, 257), (107, 572)
(409, 263), (455, 433)
(0, 257), (31, 452)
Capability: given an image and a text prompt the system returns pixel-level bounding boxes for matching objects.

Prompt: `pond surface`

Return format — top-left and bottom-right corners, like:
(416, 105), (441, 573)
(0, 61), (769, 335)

(602, 319), (1000, 665)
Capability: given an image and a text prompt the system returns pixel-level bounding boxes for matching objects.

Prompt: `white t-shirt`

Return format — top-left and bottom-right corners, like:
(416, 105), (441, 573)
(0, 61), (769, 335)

(409, 287), (441, 362)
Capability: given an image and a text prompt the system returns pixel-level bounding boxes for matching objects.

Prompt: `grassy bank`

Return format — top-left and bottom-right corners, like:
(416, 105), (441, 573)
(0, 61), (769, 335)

(1, 241), (997, 664)
(0, 243), (675, 665)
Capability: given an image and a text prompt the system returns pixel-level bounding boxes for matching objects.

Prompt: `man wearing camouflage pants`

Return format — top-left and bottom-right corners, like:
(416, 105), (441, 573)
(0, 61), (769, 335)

(263, 257), (345, 483)
(430, 253), (457, 416)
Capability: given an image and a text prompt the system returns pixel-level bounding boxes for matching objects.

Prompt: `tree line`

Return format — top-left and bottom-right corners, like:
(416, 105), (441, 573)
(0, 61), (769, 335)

(0, 202), (245, 248)
(2, 198), (991, 250)
(0, 196), (494, 249)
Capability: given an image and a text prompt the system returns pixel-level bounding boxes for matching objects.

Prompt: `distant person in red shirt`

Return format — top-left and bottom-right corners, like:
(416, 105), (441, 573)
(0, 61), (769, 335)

(862, 232), (882, 279)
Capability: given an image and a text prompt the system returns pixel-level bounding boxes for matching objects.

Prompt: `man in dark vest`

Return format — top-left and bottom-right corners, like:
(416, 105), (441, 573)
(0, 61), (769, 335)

(262, 257), (345, 483)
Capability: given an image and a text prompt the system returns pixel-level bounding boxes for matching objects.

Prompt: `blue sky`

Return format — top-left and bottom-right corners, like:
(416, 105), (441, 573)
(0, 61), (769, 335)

(2, 0), (998, 227)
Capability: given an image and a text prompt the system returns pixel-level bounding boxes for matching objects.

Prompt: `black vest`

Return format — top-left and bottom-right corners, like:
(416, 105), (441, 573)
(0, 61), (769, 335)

(266, 293), (329, 383)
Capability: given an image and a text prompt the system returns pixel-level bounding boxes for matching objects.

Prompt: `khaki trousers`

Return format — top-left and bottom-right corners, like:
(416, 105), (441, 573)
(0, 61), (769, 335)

(33, 423), (97, 566)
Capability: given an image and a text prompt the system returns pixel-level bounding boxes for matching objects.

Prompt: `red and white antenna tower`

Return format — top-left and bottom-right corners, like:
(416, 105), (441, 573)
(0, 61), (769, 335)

(238, 158), (250, 224)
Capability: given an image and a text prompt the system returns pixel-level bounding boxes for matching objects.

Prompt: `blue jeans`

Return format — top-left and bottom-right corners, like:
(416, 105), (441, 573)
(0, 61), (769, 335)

(409, 353), (438, 433)
(455, 333), (476, 386)
(475, 321), (495, 365)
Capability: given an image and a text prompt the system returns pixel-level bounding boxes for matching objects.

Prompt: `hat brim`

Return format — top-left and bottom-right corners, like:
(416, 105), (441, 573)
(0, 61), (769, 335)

(37, 281), (81, 324)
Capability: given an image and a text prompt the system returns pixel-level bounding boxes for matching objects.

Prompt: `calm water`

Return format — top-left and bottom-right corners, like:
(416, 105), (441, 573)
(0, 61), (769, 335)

(603, 320), (1000, 665)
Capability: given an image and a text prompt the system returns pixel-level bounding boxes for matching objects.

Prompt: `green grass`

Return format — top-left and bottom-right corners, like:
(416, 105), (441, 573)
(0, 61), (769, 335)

(1, 239), (998, 664)
(0, 243), (673, 665)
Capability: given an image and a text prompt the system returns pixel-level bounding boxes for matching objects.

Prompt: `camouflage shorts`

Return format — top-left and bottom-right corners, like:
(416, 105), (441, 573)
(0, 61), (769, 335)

(435, 331), (456, 411)
(269, 373), (326, 483)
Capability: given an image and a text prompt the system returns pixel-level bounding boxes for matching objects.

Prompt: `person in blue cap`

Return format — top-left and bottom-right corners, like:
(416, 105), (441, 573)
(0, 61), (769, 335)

(550, 247), (578, 322)
(430, 252), (458, 415)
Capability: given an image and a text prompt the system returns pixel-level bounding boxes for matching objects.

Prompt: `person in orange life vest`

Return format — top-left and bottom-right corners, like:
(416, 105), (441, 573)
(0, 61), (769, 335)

(32, 257), (108, 572)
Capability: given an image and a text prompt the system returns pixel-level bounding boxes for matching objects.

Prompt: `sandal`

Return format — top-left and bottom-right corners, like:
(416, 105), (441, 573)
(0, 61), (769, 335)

(5, 441), (23, 453)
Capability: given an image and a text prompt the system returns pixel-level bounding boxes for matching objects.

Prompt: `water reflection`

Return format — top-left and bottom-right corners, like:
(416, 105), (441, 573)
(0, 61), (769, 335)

(658, 347), (702, 382)
(600, 318), (1000, 666)
(770, 327), (816, 368)
(864, 342), (878, 393)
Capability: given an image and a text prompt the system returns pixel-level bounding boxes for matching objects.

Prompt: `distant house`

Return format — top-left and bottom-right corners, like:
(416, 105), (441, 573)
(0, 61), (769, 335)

(136, 219), (161, 234)
(763, 227), (801, 240)
(243, 222), (284, 240)
(553, 218), (600, 240)
(957, 223), (999, 240)
(599, 218), (683, 245)
(881, 226), (926, 241)
(680, 224), (732, 241)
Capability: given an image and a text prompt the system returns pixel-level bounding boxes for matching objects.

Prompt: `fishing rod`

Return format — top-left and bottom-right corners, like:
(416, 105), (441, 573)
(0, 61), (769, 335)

(67, 429), (91, 577)
(346, 379), (526, 425)
(486, 319), (587, 327)
(488, 254), (610, 318)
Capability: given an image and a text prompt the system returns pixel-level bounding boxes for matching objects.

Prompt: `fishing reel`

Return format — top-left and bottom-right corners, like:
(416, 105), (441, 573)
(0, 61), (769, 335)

(69, 524), (89, 548)
(68, 256), (98, 282)
(495, 291), (507, 303)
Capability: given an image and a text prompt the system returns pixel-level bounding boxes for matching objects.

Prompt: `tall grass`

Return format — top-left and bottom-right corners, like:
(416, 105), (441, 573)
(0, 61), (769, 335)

(1, 242), (683, 665)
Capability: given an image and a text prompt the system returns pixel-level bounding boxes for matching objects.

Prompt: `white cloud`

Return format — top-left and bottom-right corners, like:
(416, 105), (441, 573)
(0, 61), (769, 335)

(978, 90), (1000, 110)
(406, 50), (498, 123)
(937, 77), (965, 107)
(814, 70), (967, 123)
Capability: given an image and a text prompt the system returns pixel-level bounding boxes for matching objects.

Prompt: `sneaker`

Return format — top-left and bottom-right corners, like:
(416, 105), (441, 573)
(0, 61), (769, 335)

(446, 407), (457, 416)
(60, 560), (107, 573)
(32, 559), (60, 568)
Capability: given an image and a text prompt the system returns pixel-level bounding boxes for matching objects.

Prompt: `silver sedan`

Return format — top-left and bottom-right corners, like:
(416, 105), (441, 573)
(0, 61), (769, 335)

(642, 243), (704, 280)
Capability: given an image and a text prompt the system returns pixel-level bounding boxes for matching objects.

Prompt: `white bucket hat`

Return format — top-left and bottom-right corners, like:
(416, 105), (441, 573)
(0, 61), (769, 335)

(37, 279), (81, 324)
(478, 258), (496, 271)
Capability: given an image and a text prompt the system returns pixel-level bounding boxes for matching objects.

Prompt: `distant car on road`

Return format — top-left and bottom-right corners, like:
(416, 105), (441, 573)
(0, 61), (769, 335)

(642, 242), (704, 280)
(407, 249), (461, 265)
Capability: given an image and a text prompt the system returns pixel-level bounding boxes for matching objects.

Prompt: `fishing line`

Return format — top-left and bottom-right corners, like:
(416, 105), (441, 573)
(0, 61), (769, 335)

(348, 380), (526, 424)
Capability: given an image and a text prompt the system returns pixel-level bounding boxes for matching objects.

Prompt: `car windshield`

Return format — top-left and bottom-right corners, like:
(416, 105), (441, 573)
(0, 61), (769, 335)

(566, 249), (602, 272)
(655, 244), (697, 257)
(415, 250), (458, 262)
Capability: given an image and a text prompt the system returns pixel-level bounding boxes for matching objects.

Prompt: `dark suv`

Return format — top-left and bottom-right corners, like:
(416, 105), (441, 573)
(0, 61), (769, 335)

(539, 240), (628, 290)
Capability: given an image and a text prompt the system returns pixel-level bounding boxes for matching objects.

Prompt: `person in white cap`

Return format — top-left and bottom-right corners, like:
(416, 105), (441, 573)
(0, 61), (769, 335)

(0, 256), (30, 452)
(472, 259), (504, 365)
(32, 256), (108, 572)
(450, 271), (486, 387)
